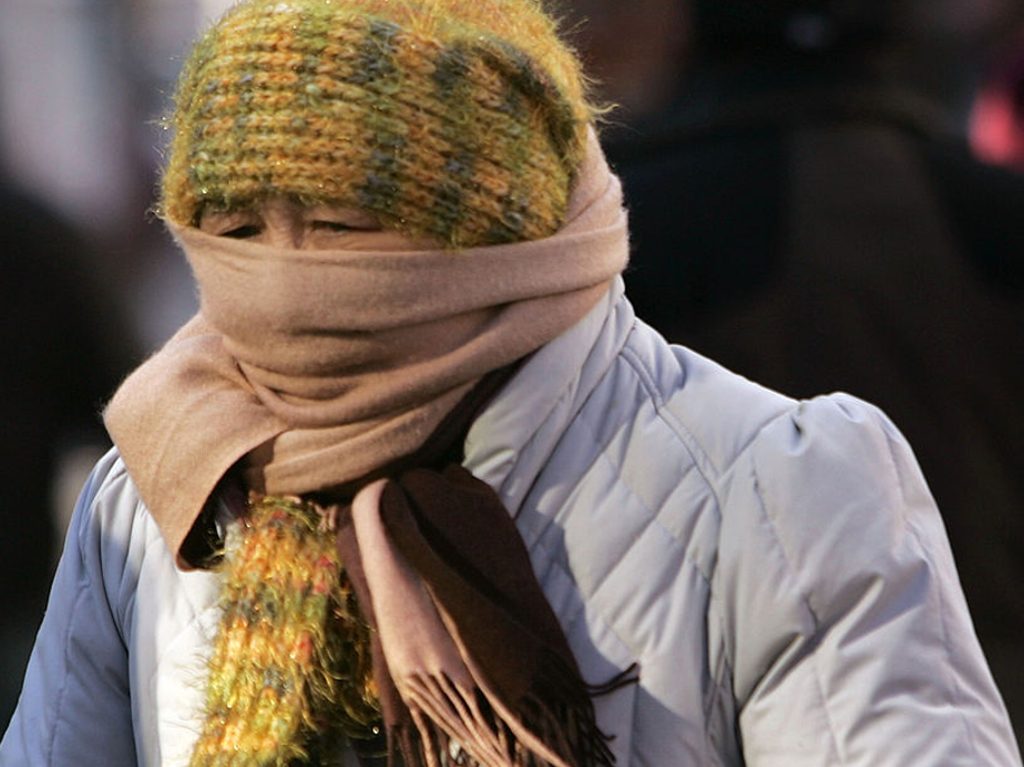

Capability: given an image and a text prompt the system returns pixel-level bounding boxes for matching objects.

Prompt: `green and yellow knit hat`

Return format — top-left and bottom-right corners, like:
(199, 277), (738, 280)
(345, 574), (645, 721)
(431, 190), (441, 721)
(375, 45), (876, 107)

(161, 0), (594, 247)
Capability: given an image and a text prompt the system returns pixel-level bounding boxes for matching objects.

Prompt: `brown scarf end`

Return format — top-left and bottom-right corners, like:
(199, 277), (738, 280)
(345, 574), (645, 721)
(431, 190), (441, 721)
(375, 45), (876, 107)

(392, 657), (635, 767)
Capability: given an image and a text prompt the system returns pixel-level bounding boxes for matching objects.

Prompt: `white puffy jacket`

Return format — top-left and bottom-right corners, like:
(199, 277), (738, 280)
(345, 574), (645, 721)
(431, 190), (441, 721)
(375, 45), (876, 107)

(3, 282), (1020, 766)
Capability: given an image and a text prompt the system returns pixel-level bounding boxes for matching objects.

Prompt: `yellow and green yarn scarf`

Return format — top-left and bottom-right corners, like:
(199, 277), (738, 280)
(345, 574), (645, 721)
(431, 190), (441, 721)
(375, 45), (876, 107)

(190, 495), (381, 766)
(161, 0), (594, 248)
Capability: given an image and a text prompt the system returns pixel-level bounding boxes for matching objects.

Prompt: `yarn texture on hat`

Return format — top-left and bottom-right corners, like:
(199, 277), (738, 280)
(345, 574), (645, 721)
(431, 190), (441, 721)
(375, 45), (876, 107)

(162, 0), (594, 247)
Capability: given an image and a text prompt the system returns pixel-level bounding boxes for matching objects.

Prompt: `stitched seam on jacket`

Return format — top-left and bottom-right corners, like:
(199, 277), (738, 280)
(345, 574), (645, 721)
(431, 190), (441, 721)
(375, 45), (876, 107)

(617, 344), (800, 524)
(621, 342), (797, 479)
(617, 343), (665, 409)
(146, 536), (215, 678)
(881, 429), (981, 762)
(530, 519), (639, 658)
(703, 627), (732, 766)
(49, 561), (93, 764)
(627, 682), (642, 767)
(487, 291), (635, 513)
(147, 607), (220, 690)
(748, 470), (820, 628)
(48, 581), (91, 761)
(95, 459), (134, 647)
(525, 536), (643, 750)
(809, 642), (847, 765)
(112, 496), (148, 648)
(572, 401), (712, 597)
(617, 343), (725, 519)
(749, 472), (846, 764)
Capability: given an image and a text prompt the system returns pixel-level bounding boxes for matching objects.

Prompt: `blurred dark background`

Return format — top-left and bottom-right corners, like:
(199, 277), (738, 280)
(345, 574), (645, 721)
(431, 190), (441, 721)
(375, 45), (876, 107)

(1, 0), (1022, 745)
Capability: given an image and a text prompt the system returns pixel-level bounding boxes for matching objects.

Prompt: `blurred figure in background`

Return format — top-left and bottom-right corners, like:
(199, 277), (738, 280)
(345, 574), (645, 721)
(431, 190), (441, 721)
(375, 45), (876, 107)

(971, 29), (1024, 172)
(0, 179), (134, 729)
(560, 0), (1024, 743)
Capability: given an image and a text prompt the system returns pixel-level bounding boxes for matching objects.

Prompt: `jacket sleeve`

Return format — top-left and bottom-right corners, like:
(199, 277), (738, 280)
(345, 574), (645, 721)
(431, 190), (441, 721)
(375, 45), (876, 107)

(713, 394), (1021, 766)
(0, 449), (140, 766)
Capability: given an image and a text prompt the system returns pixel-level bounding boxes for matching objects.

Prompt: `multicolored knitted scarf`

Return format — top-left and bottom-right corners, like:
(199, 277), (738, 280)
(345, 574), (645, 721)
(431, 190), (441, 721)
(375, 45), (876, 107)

(190, 495), (382, 766)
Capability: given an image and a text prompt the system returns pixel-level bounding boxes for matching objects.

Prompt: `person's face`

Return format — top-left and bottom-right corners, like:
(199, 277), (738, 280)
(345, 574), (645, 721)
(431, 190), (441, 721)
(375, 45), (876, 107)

(198, 196), (392, 249)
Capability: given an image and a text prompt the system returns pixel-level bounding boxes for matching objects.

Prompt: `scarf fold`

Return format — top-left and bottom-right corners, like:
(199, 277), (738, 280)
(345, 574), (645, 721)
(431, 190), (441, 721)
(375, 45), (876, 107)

(103, 129), (628, 567)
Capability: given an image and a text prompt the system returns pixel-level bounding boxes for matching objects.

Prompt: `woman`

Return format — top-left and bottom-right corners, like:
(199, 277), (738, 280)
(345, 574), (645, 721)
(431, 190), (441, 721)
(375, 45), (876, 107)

(2, 0), (1019, 765)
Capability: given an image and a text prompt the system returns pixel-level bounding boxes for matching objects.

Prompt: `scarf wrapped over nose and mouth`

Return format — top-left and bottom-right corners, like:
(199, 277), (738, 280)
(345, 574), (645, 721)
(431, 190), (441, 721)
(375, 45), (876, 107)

(105, 0), (634, 762)
(106, 131), (632, 766)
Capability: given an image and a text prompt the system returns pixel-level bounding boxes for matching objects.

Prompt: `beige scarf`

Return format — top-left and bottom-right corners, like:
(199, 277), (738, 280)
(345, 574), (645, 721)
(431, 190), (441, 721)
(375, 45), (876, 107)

(104, 131), (628, 566)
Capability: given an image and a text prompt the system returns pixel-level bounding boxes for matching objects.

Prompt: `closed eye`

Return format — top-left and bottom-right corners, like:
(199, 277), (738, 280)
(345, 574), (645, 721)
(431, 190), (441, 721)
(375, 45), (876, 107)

(222, 224), (263, 239)
(311, 220), (355, 232)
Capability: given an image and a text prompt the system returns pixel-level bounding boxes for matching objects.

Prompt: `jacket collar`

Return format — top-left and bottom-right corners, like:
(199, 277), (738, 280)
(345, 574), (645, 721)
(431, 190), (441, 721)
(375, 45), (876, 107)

(463, 278), (633, 521)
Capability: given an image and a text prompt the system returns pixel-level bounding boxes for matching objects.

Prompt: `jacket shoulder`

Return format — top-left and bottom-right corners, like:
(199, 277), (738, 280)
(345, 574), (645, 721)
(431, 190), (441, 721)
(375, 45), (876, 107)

(622, 319), (797, 478)
(69, 447), (156, 624)
(0, 447), (149, 766)
(720, 392), (931, 627)
(709, 393), (1020, 763)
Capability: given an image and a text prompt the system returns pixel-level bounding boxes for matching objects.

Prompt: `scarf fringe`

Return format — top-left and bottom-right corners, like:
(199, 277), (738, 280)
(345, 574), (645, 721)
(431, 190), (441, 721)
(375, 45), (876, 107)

(390, 651), (635, 767)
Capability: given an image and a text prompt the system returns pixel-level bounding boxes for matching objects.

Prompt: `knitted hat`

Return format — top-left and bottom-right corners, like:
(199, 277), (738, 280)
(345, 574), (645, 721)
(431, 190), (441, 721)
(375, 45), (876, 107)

(161, 0), (594, 247)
